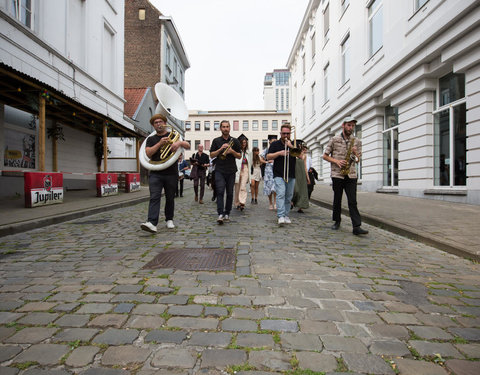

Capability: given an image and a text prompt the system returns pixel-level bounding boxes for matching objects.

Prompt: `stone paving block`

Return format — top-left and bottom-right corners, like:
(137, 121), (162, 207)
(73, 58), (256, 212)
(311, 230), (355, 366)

(53, 303), (80, 312)
(409, 340), (463, 358)
(111, 285), (143, 293)
(448, 327), (480, 341)
(167, 317), (218, 330)
(204, 306), (228, 317)
(210, 286), (242, 295)
(193, 295), (218, 304)
(0, 367), (18, 375)
(0, 312), (24, 324)
(113, 303), (135, 313)
(221, 318), (258, 332)
(0, 301), (23, 311)
(49, 292), (83, 302)
(200, 349), (247, 368)
(321, 335), (369, 353)
(342, 353), (395, 375)
(368, 324), (410, 339)
(65, 346), (100, 367)
(280, 332), (322, 351)
(221, 296), (252, 306)
(299, 320), (339, 335)
(353, 300), (386, 311)
(110, 293), (155, 303)
(267, 307), (304, 320)
(125, 315), (164, 329)
(236, 333), (274, 348)
(87, 314), (127, 328)
(11, 343), (70, 365)
(101, 346), (151, 366)
(285, 297), (319, 308)
(157, 295), (189, 305)
(455, 343), (480, 358)
(369, 340), (411, 356)
(54, 314), (90, 327)
(17, 312), (59, 325)
(408, 325), (454, 340)
(0, 327), (16, 341)
(92, 328), (139, 345)
(16, 302), (57, 312)
(5, 327), (58, 344)
(232, 307), (265, 319)
(79, 368), (129, 375)
(76, 303), (113, 314)
(394, 358), (448, 375)
(144, 329), (187, 344)
(187, 331), (232, 347)
(445, 359), (480, 375)
(82, 285), (114, 293)
(379, 312), (421, 325)
(296, 352), (337, 372)
(345, 311), (382, 324)
(248, 350), (292, 372)
(151, 348), (196, 369)
(131, 303), (166, 315)
(337, 323), (370, 338)
(52, 328), (98, 343)
(81, 293), (114, 303)
(260, 319), (298, 332)
(307, 309), (345, 322)
(22, 368), (71, 375)
(0, 345), (22, 362)
(252, 296), (285, 306)
(384, 301), (419, 313)
(177, 286), (208, 295)
(167, 305), (203, 317)
(144, 286), (173, 294)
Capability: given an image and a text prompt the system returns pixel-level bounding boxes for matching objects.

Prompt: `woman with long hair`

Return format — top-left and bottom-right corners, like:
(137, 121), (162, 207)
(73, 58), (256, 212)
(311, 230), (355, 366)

(250, 147), (265, 204)
(234, 137), (251, 210)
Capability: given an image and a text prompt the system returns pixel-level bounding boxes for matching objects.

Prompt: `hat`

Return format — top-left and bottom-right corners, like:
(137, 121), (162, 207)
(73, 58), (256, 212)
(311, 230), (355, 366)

(150, 113), (167, 125)
(267, 134), (278, 141)
(238, 133), (248, 142)
(343, 116), (357, 124)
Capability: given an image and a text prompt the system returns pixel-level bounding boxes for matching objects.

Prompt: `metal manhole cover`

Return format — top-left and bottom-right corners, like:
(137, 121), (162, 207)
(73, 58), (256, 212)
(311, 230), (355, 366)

(142, 248), (236, 271)
(72, 219), (111, 225)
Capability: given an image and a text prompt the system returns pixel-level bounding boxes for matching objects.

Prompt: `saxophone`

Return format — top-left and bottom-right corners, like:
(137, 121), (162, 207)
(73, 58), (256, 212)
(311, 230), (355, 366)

(340, 137), (356, 176)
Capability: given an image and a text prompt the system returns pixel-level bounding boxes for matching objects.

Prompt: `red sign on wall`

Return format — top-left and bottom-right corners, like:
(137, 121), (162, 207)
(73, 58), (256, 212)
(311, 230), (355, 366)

(125, 173), (141, 193)
(24, 172), (64, 208)
(96, 173), (118, 197)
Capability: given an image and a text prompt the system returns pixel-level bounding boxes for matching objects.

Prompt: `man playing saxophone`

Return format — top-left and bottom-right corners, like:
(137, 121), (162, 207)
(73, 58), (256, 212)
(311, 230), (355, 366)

(323, 116), (368, 235)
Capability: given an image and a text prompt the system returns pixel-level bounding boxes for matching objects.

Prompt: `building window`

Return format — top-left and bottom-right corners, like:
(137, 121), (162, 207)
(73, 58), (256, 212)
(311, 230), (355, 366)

(138, 8), (145, 20)
(214, 121), (220, 131)
(185, 121), (191, 131)
(286, 88), (290, 110)
(194, 140), (200, 150)
(341, 33), (350, 85)
(323, 63), (329, 103)
(341, 0), (350, 13)
(368, 0), (383, 56)
(323, 3), (330, 41)
(195, 121), (200, 131)
(311, 83), (316, 116)
(102, 23), (115, 89)
(204, 140), (210, 150)
(414, 0), (428, 11)
(262, 120), (268, 131)
(311, 32), (316, 61)
(434, 73), (466, 186)
(3, 105), (37, 169)
(12, 0), (33, 29)
(233, 120), (239, 131)
(302, 97), (306, 127)
(262, 139), (268, 150)
(252, 120), (259, 131)
(243, 121), (249, 131)
(302, 54), (306, 81)
(383, 106), (399, 187)
(272, 120), (278, 131)
(165, 43), (171, 70)
(204, 121), (210, 131)
(252, 140), (259, 148)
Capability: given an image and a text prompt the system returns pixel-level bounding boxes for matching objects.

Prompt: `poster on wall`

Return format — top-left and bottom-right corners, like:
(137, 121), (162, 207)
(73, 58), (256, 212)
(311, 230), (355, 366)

(3, 128), (36, 169)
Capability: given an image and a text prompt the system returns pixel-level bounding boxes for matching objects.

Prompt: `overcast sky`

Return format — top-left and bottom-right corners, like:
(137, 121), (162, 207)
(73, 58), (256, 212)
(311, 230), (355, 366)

(149, 0), (309, 111)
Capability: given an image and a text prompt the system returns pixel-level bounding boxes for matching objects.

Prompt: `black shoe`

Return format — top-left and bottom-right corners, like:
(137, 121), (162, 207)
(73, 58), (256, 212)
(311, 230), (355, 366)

(331, 222), (340, 230)
(353, 227), (369, 235)
(212, 195), (216, 201)
(254, 199), (258, 204)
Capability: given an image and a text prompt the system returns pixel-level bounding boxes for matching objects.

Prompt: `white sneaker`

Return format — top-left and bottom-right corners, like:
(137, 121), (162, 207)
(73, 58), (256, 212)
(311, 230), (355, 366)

(217, 215), (224, 224)
(141, 222), (157, 233)
(278, 217), (285, 226)
(284, 217), (291, 224)
(166, 220), (175, 229)
(223, 215), (230, 222)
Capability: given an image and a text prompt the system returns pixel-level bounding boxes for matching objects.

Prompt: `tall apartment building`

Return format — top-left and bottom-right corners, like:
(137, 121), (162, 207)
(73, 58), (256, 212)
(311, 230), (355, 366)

(263, 69), (291, 112)
(184, 111), (291, 160)
(0, 0), (138, 197)
(288, 0), (480, 204)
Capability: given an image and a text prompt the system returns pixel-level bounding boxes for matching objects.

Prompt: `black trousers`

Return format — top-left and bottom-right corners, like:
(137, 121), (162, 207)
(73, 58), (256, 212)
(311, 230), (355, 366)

(147, 173), (176, 225)
(332, 177), (361, 228)
(176, 177), (184, 197)
(215, 171), (235, 215)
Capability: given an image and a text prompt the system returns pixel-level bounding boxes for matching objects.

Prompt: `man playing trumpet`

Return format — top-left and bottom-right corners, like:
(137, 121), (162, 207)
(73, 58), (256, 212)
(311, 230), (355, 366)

(141, 114), (190, 233)
(209, 120), (241, 224)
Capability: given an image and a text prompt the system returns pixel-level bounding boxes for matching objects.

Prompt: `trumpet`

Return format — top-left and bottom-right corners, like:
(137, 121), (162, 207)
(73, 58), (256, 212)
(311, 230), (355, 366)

(283, 126), (301, 182)
(219, 139), (234, 160)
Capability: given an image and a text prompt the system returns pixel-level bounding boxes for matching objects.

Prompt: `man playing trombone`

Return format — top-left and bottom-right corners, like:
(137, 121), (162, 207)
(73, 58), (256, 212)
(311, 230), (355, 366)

(209, 120), (241, 224)
(267, 123), (297, 226)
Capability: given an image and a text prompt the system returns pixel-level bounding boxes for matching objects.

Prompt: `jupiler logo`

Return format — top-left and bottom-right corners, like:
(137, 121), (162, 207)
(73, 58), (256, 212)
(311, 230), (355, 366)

(43, 175), (52, 191)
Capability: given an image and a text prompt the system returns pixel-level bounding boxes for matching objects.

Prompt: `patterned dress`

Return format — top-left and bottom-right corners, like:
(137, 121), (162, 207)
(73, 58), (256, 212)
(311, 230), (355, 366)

(261, 149), (275, 195)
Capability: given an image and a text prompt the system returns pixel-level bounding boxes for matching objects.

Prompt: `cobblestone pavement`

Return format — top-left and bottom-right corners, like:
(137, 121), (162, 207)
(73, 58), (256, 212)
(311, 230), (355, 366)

(0, 188), (479, 375)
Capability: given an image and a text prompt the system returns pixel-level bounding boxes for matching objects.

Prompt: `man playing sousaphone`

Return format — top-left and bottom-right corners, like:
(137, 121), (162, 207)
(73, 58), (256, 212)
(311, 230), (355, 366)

(141, 114), (190, 233)
(323, 116), (368, 235)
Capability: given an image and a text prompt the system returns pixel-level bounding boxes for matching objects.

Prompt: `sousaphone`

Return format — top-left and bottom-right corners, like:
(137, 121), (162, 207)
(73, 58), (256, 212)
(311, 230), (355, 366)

(139, 83), (189, 171)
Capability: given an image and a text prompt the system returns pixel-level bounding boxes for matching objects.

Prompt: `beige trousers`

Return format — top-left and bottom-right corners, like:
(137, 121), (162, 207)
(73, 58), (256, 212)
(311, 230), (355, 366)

(234, 165), (249, 206)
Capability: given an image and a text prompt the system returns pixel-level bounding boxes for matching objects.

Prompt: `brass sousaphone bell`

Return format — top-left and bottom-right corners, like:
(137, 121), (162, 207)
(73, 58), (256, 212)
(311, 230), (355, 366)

(139, 83), (189, 171)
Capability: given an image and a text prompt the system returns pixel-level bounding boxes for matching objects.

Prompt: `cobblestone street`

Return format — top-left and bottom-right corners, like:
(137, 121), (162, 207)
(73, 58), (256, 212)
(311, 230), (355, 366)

(0, 188), (479, 375)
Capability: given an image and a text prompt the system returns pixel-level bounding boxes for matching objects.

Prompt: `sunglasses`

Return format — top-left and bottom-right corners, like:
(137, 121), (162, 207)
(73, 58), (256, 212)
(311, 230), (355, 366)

(281, 132), (291, 135)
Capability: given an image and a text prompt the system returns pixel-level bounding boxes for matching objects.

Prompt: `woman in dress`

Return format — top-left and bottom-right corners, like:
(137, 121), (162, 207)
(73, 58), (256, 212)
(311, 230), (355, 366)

(250, 147), (264, 204)
(292, 144), (310, 213)
(234, 136), (251, 211)
(261, 135), (277, 210)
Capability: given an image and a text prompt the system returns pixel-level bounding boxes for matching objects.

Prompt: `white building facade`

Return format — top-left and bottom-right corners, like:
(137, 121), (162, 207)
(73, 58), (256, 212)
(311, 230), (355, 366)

(184, 111), (291, 160)
(288, 0), (480, 204)
(0, 0), (136, 194)
(263, 69), (292, 112)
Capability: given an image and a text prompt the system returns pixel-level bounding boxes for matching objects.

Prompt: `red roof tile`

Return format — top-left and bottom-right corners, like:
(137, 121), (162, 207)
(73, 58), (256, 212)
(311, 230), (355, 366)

(124, 88), (149, 118)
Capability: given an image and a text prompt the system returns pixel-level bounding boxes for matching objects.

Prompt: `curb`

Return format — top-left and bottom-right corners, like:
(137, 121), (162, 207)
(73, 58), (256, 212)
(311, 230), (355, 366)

(310, 198), (480, 263)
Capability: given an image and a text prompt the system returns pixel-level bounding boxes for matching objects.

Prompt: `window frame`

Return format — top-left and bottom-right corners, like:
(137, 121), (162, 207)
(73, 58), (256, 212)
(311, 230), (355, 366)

(367, 0), (383, 57)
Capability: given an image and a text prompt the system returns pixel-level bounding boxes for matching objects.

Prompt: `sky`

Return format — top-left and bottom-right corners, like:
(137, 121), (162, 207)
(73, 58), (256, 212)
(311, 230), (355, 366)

(149, 0), (309, 111)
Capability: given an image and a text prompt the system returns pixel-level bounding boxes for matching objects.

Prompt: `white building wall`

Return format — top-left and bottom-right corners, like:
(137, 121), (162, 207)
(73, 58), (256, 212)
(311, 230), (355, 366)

(288, 0), (480, 204)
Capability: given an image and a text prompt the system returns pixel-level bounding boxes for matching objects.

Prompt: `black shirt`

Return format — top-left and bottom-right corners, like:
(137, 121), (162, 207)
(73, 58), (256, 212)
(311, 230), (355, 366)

(268, 139), (296, 179)
(210, 136), (241, 174)
(192, 152), (210, 171)
(146, 133), (178, 175)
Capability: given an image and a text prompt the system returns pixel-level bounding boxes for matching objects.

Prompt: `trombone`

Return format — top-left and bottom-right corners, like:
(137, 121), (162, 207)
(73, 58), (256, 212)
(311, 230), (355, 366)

(283, 126), (302, 182)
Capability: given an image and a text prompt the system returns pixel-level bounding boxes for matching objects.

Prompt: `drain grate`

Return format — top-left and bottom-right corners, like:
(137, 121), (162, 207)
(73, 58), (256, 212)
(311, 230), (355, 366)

(142, 248), (236, 271)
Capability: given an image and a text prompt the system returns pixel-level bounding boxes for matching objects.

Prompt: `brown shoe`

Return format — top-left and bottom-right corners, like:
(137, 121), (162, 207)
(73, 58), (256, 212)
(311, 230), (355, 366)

(199, 199), (203, 204)
(195, 195), (198, 202)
